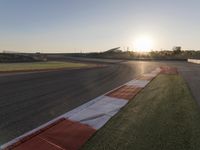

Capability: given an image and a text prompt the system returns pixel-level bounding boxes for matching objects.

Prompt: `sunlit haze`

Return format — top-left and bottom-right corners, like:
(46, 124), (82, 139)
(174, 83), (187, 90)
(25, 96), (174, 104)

(1, 0), (200, 53)
(133, 36), (154, 52)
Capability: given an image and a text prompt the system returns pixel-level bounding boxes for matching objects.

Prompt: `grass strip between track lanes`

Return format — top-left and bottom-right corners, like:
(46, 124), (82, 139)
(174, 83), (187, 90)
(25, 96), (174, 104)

(82, 74), (200, 150)
(0, 61), (90, 72)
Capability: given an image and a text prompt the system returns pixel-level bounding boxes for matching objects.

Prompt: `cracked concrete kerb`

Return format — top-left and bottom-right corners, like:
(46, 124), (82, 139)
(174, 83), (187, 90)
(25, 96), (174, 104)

(1, 67), (165, 150)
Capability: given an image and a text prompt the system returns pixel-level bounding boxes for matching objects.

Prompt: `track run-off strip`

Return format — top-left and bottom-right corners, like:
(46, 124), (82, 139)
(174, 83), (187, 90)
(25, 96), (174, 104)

(1, 66), (178, 150)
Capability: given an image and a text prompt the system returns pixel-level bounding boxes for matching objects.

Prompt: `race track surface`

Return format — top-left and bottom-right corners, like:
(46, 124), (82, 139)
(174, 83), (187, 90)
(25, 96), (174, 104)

(0, 60), (198, 144)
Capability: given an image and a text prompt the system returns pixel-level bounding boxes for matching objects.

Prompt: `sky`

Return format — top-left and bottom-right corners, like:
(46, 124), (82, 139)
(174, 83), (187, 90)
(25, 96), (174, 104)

(0, 0), (200, 53)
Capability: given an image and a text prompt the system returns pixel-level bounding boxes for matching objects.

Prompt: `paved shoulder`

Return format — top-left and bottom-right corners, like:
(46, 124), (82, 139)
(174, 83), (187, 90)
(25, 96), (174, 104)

(176, 62), (200, 105)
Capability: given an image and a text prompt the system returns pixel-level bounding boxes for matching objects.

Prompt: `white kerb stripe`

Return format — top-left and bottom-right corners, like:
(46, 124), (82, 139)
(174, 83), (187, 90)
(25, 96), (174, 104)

(125, 80), (150, 88)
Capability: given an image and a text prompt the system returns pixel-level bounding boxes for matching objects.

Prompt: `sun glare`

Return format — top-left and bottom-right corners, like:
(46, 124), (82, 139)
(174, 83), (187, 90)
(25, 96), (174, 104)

(134, 36), (154, 52)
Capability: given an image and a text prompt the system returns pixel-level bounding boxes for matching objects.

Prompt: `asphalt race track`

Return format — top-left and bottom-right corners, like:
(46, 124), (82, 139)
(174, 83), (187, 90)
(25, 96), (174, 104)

(0, 60), (199, 144)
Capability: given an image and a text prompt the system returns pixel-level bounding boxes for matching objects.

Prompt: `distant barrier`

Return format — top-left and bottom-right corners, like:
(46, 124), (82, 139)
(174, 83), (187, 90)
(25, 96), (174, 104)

(188, 59), (200, 64)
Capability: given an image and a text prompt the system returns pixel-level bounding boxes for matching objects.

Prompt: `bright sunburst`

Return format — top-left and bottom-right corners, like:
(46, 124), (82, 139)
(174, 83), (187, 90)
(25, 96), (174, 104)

(133, 36), (154, 52)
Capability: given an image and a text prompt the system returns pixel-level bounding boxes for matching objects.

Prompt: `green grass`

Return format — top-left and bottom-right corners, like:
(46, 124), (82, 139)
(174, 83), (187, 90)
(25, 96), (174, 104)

(0, 61), (89, 72)
(82, 75), (200, 150)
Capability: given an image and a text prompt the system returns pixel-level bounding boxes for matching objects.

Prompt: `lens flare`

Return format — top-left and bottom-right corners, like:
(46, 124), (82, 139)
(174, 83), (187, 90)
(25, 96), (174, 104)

(134, 36), (154, 52)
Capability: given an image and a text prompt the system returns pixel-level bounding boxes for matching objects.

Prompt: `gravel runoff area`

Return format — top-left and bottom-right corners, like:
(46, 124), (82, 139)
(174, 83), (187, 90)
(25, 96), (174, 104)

(83, 74), (200, 150)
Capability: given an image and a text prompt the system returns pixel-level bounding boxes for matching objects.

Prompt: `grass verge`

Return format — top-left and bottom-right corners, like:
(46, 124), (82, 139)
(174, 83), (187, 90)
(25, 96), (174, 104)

(82, 74), (200, 150)
(0, 61), (90, 72)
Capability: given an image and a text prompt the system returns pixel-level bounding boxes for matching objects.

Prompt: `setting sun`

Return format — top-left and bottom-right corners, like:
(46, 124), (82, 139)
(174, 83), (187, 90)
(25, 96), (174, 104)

(133, 36), (154, 52)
